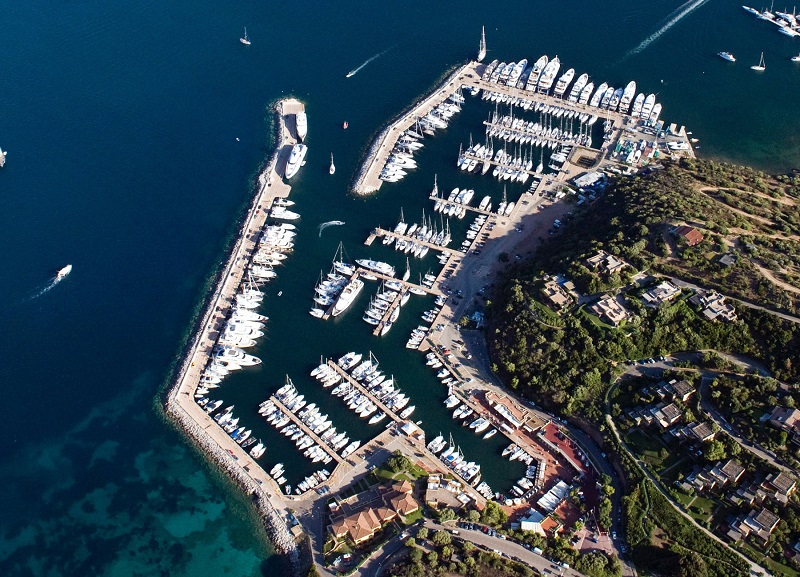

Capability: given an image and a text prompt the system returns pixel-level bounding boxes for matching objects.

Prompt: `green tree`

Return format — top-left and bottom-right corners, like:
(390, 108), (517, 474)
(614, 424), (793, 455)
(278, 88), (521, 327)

(462, 541), (475, 555)
(432, 530), (451, 547)
(467, 509), (481, 523)
(405, 537), (416, 547)
(416, 528), (428, 541)
(426, 551), (439, 567)
(705, 439), (727, 461)
(438, 508), (456, 523)
(481, 501), (509, 526)
(388, 450), (412, 473)
(678, 551), (709, 577)
(409, 547), (423, 563)
(306, 565), (320, 577)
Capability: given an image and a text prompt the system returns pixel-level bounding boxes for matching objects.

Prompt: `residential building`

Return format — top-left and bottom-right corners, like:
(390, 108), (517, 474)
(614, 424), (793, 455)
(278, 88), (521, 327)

(585, 250), (629, 275)
(485, 390), (528, 429)
(690, 422), (716, 443)
(652, 402), (683, 429)
(542, 280), (572, 310)
(673, 225), (704, 246)
(761, 472), (797, 503)
(730, 508), (781, 542)
(642, 281), (681, 306)
(589, 295), (631, 326)
(689, 290), (738, 322)
(767, 406), (800, 434)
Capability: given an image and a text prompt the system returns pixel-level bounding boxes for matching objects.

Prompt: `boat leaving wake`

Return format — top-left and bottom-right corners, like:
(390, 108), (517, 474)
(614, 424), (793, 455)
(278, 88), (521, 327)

(318, 221), (345, 237)
(625, 0), (710, 57)
(28, 264), (72, 300)
(345, 46), (394, 78)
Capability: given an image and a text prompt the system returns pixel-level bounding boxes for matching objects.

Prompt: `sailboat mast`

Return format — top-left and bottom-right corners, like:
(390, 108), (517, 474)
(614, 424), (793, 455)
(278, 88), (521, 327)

(478, 26), (487, 62)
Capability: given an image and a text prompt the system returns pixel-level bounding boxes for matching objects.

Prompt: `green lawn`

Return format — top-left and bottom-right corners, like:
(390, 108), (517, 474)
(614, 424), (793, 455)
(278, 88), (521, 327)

(625, 429), (671, 469)
(402, 509), (423, 525)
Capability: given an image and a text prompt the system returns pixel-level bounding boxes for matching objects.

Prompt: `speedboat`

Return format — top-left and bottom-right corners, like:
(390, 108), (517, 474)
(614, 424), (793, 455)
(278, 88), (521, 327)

(56, 264), (72, 280)
(792, 53), (800, 62)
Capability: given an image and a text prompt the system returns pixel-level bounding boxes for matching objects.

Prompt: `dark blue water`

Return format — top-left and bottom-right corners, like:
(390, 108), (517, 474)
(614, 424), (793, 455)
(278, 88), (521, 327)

(1, 0), (798, 574)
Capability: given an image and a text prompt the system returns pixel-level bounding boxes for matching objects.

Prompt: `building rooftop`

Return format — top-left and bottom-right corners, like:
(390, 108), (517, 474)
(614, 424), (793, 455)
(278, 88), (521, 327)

(589, 295), (631, 326)
(673, 225), (704, 246)
(690, 421), (715, 442)
(642, 281), (681, 306)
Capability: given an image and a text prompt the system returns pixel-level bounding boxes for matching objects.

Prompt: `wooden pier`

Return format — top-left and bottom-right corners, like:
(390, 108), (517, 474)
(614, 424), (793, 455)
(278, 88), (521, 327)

(428, 192), (497, 218)
(371, 289), (407, 336)
(270, 397), (344, 465)
(356, 267), (442, 297)
(325, 361), (404, 424)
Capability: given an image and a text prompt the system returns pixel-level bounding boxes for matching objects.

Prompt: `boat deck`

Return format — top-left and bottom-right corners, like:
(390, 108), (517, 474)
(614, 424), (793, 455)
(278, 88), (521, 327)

(371, 289), (407, 337)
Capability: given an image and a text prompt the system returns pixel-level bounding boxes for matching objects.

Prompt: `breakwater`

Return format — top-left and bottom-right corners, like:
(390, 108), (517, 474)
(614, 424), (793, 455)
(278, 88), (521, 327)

(350, 62), (473, 196)
(164, 98), (304, 575)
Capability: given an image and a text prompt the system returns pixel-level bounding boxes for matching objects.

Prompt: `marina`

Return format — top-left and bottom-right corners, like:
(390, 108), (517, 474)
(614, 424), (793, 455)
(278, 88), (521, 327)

(352, 56), (694, 196)
(164, 39), (706, 575)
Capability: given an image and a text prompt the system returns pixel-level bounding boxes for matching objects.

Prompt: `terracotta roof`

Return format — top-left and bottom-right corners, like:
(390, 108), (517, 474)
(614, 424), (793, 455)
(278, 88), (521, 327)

(389, 491), (419, 516)
(674, 225), (704, 246)
(393, 480), (413, 494)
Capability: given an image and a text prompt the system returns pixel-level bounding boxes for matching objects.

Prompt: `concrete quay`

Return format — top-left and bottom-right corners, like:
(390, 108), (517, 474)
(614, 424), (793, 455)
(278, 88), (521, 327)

(164, 98), (305, 571)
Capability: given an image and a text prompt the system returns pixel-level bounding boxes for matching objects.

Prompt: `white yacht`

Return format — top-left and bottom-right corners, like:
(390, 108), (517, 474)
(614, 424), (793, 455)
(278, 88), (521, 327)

(355, 259), (395, 277)
(295, 111), (307, 142)
(284, 143), (308, 179)
(332, 278), (364, 317)
(751, 52), (766, 71)
(618, 81), (636, 113)
(329, 153), (335, 175)
(537, 56), (560, 92)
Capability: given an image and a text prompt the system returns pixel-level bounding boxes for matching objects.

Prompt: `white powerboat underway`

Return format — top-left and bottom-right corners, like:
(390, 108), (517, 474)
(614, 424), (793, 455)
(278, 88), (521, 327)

(284, 143), (308, 179)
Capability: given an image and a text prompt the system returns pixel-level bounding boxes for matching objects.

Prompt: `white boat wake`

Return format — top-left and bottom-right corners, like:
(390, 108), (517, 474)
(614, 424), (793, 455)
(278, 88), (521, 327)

(28, 264), (72, 300)
(319, 221), (345, 237)
(626, 0), (710, 57)
(346, 46), (394, 78)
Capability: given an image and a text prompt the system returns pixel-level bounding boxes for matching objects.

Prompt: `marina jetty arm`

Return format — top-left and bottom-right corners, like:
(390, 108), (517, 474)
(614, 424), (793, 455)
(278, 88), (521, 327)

(164, 98), (304, 574)
(351, 62), (481, 196)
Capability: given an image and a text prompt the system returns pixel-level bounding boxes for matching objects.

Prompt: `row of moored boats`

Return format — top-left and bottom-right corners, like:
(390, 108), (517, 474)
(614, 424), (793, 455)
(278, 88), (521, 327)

(481, 57), (662, 123)
(379, 91), (464, 183)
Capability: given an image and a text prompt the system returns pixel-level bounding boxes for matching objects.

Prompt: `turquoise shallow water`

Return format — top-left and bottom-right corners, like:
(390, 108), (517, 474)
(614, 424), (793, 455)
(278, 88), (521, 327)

(1, 0), (798, 574)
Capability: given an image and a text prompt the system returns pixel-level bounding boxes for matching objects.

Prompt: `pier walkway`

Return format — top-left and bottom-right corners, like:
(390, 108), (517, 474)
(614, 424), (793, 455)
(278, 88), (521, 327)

(428, 192), (496, 218)
(368, 227), (465, 255)
(372, 289), (407, 337)
(270, 397), (344, 466)
(325, 361), (404, 425)
(356, 268), (442, 297)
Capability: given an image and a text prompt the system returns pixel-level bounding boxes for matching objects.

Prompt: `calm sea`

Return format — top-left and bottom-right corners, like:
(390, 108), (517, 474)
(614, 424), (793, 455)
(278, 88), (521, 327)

(1, 0), (798, 574)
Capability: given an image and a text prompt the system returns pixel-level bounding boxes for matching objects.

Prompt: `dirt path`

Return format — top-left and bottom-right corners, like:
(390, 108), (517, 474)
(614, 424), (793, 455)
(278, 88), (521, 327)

(699, 185), (797, 207)
(694, 186), (775, 226)
(752, 261), (800, 295)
